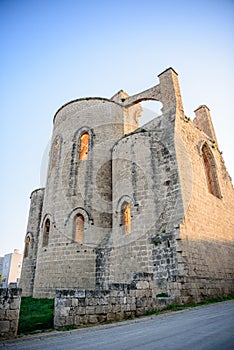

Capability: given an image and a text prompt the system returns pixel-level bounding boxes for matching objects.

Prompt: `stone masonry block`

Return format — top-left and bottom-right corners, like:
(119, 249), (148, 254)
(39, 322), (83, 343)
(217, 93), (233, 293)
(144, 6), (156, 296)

(0, 320), (10, 333)
(59, 307), (70, 317)
(78, 315), (88, 324)
(0, 301), (10, 310)
(107, 313), (116, 322)
(9, 319), (18, 332)
(9, 299), (21, 310)
(88, 315), (98, 324)
(88, 298), (98, 306)
(71, 298), (78, 307)
(112, 304), (121, 313)
(0, 310), (6, 321)
(77, 306), (86, 315)
(136, 290), (148, 298)
(86, 306), (95, 315)
(6, 310), (18, 321)
(115, 312), (125, 321)
(97, 314), (107, 323)
(95, 305), (104, 314)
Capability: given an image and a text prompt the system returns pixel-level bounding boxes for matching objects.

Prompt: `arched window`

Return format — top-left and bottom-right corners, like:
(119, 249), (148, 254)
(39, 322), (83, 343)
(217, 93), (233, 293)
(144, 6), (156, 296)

(121, 203), (131, 234)
(74, 214), (84, 243)
(79, 132), (89, 160)
(43, 218), (50, 247)
(52, 138), (60, 168)
(24, 235), (31, 258)
(201, 143), (221, 198)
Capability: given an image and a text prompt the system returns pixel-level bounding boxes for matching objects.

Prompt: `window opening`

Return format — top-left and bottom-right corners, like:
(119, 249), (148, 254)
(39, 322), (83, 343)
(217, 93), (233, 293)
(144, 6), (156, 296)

(139, 101), (163, 126)
(52, 138), (60, 168)
(24, 236), (30, 258)
(202, 144), (221, 198)
(79, 133), (89, 160)
(75, 214), (84, 243)
(43, 218), (50, 247)
(123, 203), (131, 234)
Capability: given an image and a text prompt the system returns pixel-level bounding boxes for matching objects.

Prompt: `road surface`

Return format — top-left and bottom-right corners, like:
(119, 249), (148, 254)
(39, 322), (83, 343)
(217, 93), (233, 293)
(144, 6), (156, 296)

(1, 300), (234, 350)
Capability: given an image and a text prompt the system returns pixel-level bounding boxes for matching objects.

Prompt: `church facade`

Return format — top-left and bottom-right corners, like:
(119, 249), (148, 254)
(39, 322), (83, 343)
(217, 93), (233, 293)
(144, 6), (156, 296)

(20, 68), (234, 302)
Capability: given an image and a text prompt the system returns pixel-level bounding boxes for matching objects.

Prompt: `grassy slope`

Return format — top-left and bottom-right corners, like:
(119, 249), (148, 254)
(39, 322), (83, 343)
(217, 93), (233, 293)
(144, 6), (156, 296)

(18, 297), (54, 334)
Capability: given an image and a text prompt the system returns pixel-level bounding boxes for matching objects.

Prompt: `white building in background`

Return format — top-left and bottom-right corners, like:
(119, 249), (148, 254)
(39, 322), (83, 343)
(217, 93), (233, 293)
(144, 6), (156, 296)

(1, 249), (23, 288)
(0, 256), (3, 274)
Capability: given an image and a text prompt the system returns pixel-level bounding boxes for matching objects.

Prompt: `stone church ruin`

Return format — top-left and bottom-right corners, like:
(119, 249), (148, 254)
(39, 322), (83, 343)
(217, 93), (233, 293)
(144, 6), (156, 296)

(20, 68), (234, 325)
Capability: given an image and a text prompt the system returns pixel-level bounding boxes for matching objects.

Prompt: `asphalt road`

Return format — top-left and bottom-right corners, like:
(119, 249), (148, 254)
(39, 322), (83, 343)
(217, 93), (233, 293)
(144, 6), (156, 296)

(1, 300), (234, 350)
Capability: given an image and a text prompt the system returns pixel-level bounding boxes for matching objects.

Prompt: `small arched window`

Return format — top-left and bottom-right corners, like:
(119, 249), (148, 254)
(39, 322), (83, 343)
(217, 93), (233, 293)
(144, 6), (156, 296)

(74, 214), (84, 243)
(201, 143), (221, 198)
(24, 235), (31, 258)
(121, 203), (131, 234)
(43, 218), (50, 247)
(79, 132), (89, 160)
(52, 138), (60, 168)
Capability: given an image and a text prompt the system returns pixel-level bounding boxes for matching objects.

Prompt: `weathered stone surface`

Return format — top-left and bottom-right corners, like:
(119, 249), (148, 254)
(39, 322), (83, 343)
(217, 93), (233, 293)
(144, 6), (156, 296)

(0, 321), (10, 333)
(136, 281), (149, 290)
(19, 68), (234, 314)
(6, 310), (18, 320)
(54, 273), (169, 328)
(0, 288), (21, 337)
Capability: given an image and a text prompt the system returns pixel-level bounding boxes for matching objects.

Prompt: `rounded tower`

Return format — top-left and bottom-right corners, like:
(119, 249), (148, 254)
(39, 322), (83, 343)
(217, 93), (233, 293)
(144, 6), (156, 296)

(33, 97), (129, 298)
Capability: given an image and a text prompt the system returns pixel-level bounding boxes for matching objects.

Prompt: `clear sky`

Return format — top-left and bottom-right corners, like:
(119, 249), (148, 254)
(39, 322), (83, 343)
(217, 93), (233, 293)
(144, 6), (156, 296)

(0, 0), (233, 256)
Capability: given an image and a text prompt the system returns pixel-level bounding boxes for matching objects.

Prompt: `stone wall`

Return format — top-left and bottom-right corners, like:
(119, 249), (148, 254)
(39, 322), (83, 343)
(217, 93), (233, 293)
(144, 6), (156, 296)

(175, 104), (234, 302)
(109, 106), (184, 294)
(0, 288), (21, 338)
(54, 273), (173, 328)
(20, 188), (45, 296)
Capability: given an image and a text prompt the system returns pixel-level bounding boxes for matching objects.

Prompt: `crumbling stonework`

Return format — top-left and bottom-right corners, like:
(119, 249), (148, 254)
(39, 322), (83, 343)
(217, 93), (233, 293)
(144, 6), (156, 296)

(20, 68), (234, 307)
(0, 288), (21, 338)
(54, 273), (173, 328)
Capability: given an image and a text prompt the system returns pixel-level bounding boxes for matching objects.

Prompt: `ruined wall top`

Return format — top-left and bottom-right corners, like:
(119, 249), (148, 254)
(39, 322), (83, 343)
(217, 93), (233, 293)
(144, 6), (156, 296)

(121, 67), (184, 116)
(53, 67), (184, 126)
(193, 105), (218, 144)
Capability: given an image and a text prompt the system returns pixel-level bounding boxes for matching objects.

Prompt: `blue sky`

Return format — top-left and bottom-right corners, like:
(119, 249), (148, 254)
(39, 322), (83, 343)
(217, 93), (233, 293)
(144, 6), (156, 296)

(0, 0), (233, 256)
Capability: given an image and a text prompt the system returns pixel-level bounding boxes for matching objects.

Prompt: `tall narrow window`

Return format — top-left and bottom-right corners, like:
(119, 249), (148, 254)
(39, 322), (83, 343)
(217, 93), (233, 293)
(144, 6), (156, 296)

(202, 143), (221, 198)
(122, 203), (131, 234)
(79, 132), (89, 160)
(43, 219), (50, 247)
(24, 235), (30, 258)
(75, 214), (84, 243)
(52, 138), (60, 168)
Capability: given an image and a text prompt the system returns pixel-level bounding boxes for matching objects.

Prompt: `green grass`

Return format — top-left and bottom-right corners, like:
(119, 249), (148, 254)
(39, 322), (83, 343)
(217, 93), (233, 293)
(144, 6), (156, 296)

(146, 295), (234, 315)
(18, 297), (54, 334)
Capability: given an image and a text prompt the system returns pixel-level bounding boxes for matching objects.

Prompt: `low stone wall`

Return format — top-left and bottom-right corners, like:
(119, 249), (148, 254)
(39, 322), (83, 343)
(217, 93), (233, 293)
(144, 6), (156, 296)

(0, 288), (21, 338)
(54, 273), (174, 328)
